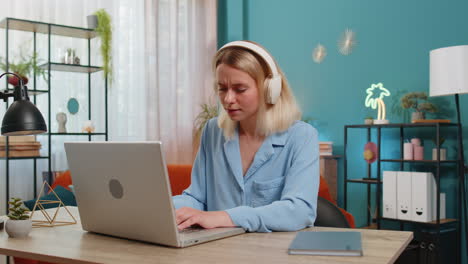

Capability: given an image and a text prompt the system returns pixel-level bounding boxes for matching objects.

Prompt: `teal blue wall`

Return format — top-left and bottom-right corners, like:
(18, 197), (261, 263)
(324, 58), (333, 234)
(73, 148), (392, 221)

(219, 0), (468, 260)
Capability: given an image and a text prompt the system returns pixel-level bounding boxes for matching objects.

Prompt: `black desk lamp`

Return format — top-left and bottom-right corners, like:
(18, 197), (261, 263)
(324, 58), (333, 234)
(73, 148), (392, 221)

(0, 72), (47, 135)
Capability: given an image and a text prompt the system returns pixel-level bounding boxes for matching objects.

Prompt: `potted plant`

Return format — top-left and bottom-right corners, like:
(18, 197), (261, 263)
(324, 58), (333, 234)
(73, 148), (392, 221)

(93, 9), (113, 82)
(400, 92), (438, 122)
(193, 103), (218, 157)
(5, 197), (32, 238)
(194, 103), (218, 144)
(0, 52), (47, 86)
(432, 136), (447, 161)
(364, 116), (374, 125)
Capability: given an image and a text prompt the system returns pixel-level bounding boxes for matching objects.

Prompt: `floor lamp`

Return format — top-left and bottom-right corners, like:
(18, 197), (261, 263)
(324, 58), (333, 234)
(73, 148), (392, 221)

(430, 45), (468, 258)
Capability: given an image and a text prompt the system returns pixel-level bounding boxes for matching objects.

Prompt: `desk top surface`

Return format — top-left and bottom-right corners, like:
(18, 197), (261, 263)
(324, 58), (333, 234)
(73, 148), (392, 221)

(0, 207), (413, 264)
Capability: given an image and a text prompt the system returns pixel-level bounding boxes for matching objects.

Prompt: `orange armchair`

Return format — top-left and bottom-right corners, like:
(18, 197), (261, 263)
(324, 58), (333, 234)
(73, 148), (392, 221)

(167, 164), (355, 228)
(42, 165), (355, 228)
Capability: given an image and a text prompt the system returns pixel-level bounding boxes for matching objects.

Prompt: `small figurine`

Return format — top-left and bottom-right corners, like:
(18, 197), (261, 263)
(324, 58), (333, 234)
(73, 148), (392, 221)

(82, 120), (95, 133)
(56, 112), (67, 133)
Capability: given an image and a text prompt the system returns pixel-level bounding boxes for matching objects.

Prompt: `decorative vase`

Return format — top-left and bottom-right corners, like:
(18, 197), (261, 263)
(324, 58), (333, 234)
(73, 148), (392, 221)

(404, 142), (413, 160)
(5, 219), (32, 238)
(364, 119), (373, 125)
(56, 112), (67, 133)
(87, 15), (98, 29)
(411, 111), (425, 122)
(414, 146), (424, 160)
(7, 74), (28, 86)
(432, 148), (447, 161)
(65, 49), (75, 64)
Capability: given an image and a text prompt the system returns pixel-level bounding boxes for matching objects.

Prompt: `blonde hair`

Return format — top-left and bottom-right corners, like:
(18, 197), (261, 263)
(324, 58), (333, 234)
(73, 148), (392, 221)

(213, 42), (301, 139)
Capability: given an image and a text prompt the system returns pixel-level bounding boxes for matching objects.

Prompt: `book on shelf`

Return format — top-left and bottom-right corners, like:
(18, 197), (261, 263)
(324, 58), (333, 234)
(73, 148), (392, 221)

(0, 149), (40, 157)
(0, 135), (36, 143)
(320, 145), (332, 150)
(0, 136), (42, 155)
(319, 141), (333, 155)
(288, 231), (363, 256)
(0, 142), (41, 150)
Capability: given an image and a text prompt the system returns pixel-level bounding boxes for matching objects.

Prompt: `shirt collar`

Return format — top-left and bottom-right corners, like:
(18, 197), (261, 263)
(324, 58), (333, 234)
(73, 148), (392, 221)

(270, 129), (288, 146)
(224, 125), (289, 146)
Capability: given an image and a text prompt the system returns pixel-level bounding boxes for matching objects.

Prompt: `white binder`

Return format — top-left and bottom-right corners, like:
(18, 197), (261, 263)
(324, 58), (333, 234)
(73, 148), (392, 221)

(432, 192), (446, 221)
(397, 171), (412, 221)
(382, 171), (398, 219)
(411, 172), (436, 222)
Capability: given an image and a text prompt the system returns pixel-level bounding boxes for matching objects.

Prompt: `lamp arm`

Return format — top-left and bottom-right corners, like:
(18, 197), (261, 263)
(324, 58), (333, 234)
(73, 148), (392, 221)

(0, 72), (24, 102)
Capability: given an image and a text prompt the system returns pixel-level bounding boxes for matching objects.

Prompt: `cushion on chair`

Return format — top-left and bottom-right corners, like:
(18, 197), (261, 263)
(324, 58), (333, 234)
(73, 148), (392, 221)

(315, 196), (350, 228)
(50, 170), (72, 192)
(318, 176), (335, 203)
(167, 164), (192, 195)
(23, 185), (77, 211)
(318, 176), (355, 228)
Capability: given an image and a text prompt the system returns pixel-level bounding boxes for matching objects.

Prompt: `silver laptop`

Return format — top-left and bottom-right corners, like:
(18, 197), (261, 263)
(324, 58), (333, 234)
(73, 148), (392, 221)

(64, 141), (245, 247)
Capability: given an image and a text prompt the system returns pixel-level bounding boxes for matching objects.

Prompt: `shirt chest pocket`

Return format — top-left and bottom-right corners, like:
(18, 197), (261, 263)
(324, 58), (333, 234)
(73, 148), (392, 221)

(250, 177), (285, 208)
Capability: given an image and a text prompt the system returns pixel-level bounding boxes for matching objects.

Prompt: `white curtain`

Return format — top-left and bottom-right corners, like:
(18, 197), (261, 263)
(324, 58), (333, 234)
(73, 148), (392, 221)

(144, 0), (217, 164)
(0, 0), (217, 210)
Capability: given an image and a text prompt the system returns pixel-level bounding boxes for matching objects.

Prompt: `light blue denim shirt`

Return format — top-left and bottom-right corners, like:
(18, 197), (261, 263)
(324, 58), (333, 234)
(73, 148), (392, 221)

(172, 118), (319, 232)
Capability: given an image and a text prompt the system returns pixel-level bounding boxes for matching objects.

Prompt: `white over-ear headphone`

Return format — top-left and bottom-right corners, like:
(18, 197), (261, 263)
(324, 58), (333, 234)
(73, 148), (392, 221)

(219, 41), (282, 104)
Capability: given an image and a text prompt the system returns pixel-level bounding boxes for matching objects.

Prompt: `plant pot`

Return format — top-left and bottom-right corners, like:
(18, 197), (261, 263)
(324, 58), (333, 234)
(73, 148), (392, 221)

(364, 119), (373, 125)
(5, 219), (32, 238)
(87, 15), (98, 29)
(432, 148), (447, 161)
(411, 111), (425, 122)
(7, 74), (28, 86)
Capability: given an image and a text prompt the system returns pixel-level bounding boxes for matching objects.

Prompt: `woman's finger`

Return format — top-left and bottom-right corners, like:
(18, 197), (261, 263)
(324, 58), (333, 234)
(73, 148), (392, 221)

(178, 215), (198, 230)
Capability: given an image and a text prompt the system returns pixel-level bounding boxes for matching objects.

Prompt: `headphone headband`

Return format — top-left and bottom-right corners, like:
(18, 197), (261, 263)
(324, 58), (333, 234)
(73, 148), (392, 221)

(219, 41), (282, 104)
(219, 41), (280, 77)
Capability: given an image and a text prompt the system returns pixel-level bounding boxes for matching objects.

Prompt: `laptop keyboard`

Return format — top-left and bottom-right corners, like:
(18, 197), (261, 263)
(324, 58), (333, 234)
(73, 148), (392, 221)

(179, 226), (205, 234)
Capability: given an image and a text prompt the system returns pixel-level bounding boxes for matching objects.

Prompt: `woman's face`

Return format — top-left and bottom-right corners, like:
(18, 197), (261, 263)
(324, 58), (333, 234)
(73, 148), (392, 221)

(216, 63), (260, 123)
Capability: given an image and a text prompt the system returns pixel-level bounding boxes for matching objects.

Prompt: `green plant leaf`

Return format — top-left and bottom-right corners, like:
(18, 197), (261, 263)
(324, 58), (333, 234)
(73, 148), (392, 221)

(193, 103), (218, 144)
(400, 91), (438, 115)
(0, 51), (48, 82)
(7, 214), (20, 220)
(7, 197), (29, 220)
(94, 9), (113, 84)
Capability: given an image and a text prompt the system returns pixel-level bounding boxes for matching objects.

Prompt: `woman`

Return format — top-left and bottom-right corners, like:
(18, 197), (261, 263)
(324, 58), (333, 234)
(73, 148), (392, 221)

(173, 41), (319, 232)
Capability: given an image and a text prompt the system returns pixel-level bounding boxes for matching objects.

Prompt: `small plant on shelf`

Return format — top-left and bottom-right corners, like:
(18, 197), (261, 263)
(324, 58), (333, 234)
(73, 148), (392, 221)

(364, 115), (373, 125)
(431, 136), (447, 161)
(7, 197), (30, 220)
(0, 52), (47, 86)
(400, 92), (438, 122)
(94, 8), (113, 82)
(432, 136), (445, 148)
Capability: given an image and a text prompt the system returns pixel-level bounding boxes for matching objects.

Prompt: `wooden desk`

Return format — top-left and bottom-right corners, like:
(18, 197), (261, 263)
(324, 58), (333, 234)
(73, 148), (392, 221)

(0, 207), (412, 264)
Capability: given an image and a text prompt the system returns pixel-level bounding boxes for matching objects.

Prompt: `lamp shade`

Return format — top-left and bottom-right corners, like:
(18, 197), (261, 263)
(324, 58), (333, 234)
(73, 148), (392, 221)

(1, 100), (47, 136)
(430, 45), (468, 97)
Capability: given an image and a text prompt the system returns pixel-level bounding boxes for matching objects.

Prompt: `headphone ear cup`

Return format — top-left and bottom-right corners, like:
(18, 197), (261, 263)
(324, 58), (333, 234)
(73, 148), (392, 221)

(264, 78), (273, 104)
(266, 76), (282, 104)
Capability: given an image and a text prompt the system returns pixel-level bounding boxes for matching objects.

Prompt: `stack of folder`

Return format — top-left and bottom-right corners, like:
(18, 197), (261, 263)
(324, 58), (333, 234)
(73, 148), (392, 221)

(319, 141), (333, 156)
(0, 136), (41, 157)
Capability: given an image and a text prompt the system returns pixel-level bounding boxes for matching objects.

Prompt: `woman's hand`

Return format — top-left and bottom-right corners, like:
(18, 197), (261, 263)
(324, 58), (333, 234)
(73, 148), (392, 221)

(175, 207), (235, 230)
